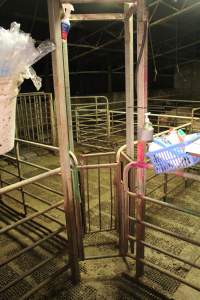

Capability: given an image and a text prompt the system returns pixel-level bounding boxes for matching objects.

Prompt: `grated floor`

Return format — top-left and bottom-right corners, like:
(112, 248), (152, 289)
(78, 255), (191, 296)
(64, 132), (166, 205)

(0, 152), (200, 299)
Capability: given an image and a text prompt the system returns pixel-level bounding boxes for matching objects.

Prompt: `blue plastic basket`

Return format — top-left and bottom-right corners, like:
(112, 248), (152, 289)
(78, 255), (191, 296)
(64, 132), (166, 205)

(146, 135), (200, 174)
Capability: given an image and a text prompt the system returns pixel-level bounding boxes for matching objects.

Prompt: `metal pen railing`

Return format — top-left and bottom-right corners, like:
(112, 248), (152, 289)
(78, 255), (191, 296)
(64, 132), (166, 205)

(17, 93), (57, 145)
(115, 122), (200, 294)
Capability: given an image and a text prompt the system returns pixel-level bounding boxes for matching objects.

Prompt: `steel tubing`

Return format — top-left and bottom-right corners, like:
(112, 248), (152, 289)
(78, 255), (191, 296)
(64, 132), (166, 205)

(0, 168), (61, 196)
(0, 200), (64, 235)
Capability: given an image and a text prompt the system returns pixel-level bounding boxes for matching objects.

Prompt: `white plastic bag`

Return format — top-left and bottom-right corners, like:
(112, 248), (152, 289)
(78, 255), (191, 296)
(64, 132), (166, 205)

(0, 22), (55, 154)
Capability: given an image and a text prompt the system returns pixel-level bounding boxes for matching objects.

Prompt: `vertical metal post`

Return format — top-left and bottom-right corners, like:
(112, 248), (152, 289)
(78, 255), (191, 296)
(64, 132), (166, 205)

(158, 116), (160, 133)
(79, 159), (87, 234)
(0, 170), (3, 202)
(121, 3), (134, 255)
(62, 40), (74, 151)
(137, 1), (148, 136)
(109, 155), (114, 229)
(136, 0), (148, 279)
(47, 0), (80, 283)
(28, 95), (35, 141)
(49, 93), (57, 146)
(163, 173), (168, 202)
(15, 141), (27, 216)
(75, 109), (80, 143)
(95, 96), (98, 126)
(107, 102), (111, 139)
(116, 157), (124, 254)
(63, 31), (83, 259)
(125, 3), (134, 159)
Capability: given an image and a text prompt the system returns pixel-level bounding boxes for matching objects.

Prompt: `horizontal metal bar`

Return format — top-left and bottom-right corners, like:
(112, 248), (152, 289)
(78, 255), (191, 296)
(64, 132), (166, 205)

(0, 202), (67, 247)
(110, 111), (198, 120)
(141, 240), (200, 270)
(146, 183), (165, 195)
(20, 264), (70, 300)
(128, 216), (200, 248)
(0, 200), (64, 235)
(0, 193), (65, 233)
(140, 259), (200, 292)
(146, 173), (158, 182)
(81, 151), (115, 158)
(116, 122), (192, 161)
(0, 166), (63, 196)
(77, 142), (111, 150)
(149, 98), (200, 103)
(85, 228), (116, 234)
(15, 138), (59, 151)
(62, 0), (135, 3)
(85, 254), (120, 260)
(121, 151), (132, 162)
(0, 168), (19, 178)
(173, 171), (200, 182)
(78, 163), (118, 169)
(0, 168), (61, 196)
(142, 195), (200, 217)
(1, 187), (65, 225)
(14, 139), (78, 166)
(4, 155), (51, 171)
(126, 253), (136, 260)
(0, 227), (65, 267)
(126, 253), (200, 291)
(0, 201), (58, 236)
(128, 235), (136, 242)
(23, 179), (63, 196)
(0, 251), (62, 293)
(165, 181), (185, 195)
(70, 13), (124, 21)
(23, 190), (64, 214)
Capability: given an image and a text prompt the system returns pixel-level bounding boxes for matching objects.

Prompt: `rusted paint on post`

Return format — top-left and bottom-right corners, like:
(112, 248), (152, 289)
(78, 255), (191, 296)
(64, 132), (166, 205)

(123, 2), (135, 256)
(47, 0), (80, 283)
(125, 3), (134, 159)
(137, 3), (148, 137)
(136, 0), (148, 279)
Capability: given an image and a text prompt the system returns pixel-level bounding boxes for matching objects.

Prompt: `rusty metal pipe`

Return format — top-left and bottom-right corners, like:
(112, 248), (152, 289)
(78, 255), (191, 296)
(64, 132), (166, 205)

(140, 259), (200, 292)
(128, 216), (200, 247)
(0, 168), (61, 196)
(0, 227), (65, 267)
(0, 200), (64, 235)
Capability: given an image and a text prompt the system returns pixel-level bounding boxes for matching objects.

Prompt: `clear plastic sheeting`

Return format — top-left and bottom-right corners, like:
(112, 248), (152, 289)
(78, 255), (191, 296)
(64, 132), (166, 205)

(0, 22), (55, 155)
(23, 67), (42, 91)
(0, 22), (55, 79)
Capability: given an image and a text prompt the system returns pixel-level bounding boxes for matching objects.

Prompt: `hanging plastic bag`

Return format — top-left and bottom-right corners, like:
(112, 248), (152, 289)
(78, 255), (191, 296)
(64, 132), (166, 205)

(0, 22), (55, 155)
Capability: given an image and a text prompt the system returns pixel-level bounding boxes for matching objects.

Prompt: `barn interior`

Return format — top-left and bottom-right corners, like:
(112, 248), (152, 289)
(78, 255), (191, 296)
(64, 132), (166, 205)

(0, 0), (200, 299)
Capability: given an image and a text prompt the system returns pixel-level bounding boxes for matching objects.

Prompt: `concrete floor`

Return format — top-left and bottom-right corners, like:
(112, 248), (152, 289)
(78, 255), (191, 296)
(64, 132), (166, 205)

(0, 149), (200, 299)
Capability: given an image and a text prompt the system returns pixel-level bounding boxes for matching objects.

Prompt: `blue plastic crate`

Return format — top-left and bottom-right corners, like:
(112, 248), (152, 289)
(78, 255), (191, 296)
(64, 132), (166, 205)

(146, 135), (200, 174)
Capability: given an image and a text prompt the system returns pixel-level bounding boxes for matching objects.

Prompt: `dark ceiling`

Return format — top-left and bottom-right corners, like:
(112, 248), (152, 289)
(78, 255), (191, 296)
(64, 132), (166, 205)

(0, 0), (200, 94)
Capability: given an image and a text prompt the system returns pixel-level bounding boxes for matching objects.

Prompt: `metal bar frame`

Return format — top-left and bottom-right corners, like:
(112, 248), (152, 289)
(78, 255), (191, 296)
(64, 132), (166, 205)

(17, 93), (57, 145)
(121, 160), (200, 292)
(1, 0), (200, 297)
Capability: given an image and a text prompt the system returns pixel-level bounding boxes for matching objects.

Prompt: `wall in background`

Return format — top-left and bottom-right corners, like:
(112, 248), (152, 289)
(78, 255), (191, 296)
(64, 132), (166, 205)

(174, 62), (200, 98)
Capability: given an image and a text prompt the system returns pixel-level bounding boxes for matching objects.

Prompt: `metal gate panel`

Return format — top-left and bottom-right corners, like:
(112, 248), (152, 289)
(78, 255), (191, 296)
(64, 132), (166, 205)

(16, 93), (57, 145)
(79, 152), (117, 233)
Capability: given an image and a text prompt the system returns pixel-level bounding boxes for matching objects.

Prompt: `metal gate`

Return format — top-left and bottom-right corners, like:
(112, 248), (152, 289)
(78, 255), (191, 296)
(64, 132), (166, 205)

(72, 96), (111, 150)
(16, 93), (57, 145)
(79, 152), (117, 234)
(117, 147), (200, 295)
